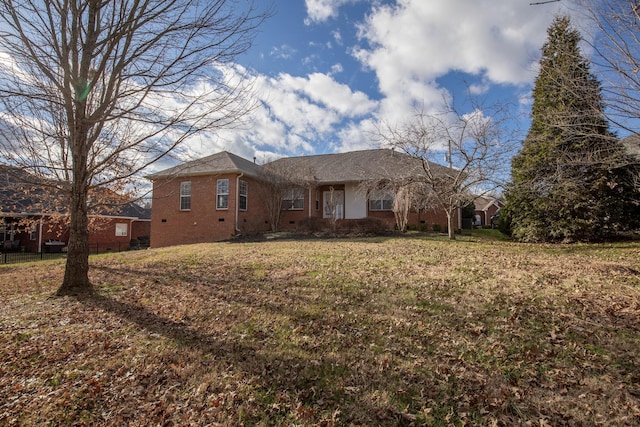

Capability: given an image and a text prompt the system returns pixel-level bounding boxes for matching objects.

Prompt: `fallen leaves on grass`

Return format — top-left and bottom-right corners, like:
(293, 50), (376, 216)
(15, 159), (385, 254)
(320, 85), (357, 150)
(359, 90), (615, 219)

(0, 237), (639, 425)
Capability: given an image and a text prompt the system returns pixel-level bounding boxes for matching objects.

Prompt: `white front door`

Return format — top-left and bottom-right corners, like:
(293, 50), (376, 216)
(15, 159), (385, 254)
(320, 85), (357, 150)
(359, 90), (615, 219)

(323, 190), (344, 219)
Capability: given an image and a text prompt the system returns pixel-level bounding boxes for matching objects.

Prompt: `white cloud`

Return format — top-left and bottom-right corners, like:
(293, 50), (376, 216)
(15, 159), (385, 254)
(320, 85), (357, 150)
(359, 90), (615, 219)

(194, 67), (379, 158)
(332, 29), (343, 45)
(302, 53), (320, 67)
(333, 118), (379, 153)
(329, 63), (343, 75)
(468, 81), (491, 96)
(279, 72), (377, 117)
(304, 0), (367, 25)
(270, 44), (297, 60)
(356, 1), (566, 85)
(304, 0), (343, 24)
(352, 0), (572, 122)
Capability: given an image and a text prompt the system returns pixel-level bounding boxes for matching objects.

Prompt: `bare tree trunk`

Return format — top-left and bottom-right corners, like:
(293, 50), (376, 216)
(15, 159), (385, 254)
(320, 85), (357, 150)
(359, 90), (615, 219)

(57, 134), (92, 295)
(391, 185), (408, 232)
(446, 209), (456, 240)
(0, 1), (267, 297)
(58, 189), (91, 295)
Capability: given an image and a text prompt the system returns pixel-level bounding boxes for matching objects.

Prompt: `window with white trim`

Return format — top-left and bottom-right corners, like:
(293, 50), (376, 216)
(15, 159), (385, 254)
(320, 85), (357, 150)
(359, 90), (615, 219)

(180, 181), (191, 210)
(217, 179), (229, 209)
(369, 190), (394, 211)
(115, 223), (128, 237)
(239, 180), (248, 211)
(283, 187), (304, 210)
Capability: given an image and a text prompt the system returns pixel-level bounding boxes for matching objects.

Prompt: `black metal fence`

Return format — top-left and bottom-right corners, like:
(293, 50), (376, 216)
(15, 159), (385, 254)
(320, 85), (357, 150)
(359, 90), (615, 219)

(1, 241), (147, 264)
(0, 251), (66, 264)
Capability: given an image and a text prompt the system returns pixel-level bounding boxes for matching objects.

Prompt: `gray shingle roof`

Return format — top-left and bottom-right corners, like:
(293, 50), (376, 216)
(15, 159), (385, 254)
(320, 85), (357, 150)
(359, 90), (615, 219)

(146, 149), (452, 184)
(0, 165), (150, 219)
(146, 151), (262, 179)
(474, 196), (504, 212)
(268, 149), (448, 184)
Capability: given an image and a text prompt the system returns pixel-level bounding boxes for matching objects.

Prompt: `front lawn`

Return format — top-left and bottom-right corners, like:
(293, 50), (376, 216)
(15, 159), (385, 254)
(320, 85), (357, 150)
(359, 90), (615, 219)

(1, 235), (639, 425)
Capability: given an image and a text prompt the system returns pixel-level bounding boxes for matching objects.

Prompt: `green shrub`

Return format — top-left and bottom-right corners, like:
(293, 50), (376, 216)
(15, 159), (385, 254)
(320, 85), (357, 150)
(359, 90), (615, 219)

(129, 238), (140, 249)
(342, 217), (389, 235)
(298, 217), (324, 233)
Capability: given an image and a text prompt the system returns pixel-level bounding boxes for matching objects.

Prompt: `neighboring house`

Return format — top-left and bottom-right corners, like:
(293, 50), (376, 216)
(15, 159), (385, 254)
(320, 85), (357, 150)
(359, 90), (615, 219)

(147, 149), (457, 248)
(622, 134), (640, 159)
(473, 196), (504, 228)
(0, 166), (150, 253)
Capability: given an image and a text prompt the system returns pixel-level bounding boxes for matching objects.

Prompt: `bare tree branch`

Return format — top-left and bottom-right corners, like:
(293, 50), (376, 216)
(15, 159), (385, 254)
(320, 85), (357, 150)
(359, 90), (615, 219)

(0, 0), (269, 294)
(374, 96), (518, 239)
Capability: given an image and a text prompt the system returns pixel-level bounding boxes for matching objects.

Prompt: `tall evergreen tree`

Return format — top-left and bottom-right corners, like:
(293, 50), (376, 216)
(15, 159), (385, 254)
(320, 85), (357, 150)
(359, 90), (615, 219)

(503, 16), (639, 242)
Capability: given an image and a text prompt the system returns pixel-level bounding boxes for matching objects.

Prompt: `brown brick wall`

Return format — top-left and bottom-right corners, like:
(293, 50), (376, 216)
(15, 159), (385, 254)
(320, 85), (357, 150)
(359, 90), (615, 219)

(279, 185), (453, 232)
(87, 217), (132, 246)
(150, 174), (271, 247)
(411, 209), (451, 231)
(238, 178), (272, 236)
(131, 220), (151, 240)
(151, 178), (458, 247)
(280, 208), (312, 230)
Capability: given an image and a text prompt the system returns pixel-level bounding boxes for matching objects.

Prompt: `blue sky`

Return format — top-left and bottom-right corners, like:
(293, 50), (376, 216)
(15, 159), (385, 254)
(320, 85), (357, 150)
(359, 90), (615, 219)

(0, 0), (613, 174)
(189, 0), (580, 165)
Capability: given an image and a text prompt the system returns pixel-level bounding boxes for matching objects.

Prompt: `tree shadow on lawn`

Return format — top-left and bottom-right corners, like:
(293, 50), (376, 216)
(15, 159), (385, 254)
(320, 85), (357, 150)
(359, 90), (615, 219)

(85, 258), (640, 425)
(79, 266), (413, 425)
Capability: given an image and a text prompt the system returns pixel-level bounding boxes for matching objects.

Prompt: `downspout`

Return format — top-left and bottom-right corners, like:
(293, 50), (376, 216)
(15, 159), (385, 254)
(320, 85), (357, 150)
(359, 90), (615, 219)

(235, 173), (244, 234)
(308, 188), (312, 218)
(38, 216), (43, 253)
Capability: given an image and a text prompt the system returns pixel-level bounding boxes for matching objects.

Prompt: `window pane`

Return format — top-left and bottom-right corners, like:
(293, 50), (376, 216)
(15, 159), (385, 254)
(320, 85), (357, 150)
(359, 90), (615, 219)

(180, 181), (191, 210)
(180, 196), (191, 210)
(217, 179), (229, 194)
(217, 194), (228, 209)
(239, 180), (248, 211)
(180, 181), (191, 211)
(283, 187), (304, 210)
(216, 179), (229, 209)
(180, 181), (191, 196)
(369, 189), (394, 211)
(115, 223), (128, 237)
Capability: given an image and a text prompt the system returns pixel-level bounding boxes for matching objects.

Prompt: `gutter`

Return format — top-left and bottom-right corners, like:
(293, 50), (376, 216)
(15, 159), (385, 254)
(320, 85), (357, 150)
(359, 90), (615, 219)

(235, 173), (244, 234)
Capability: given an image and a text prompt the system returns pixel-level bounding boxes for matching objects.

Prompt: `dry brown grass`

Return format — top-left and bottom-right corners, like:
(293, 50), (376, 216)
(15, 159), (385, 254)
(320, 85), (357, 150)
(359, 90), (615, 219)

(1, 234), (639, 426)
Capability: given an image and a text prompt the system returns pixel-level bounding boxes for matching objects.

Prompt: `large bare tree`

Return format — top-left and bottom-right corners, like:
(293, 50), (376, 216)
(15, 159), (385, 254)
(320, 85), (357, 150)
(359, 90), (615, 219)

(575, 0), (640, 195)
(0, 0), (267, 295)
(258, 160), (316, 232)
(376, 99), (516, 239)
(576, 0), (640, 132)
